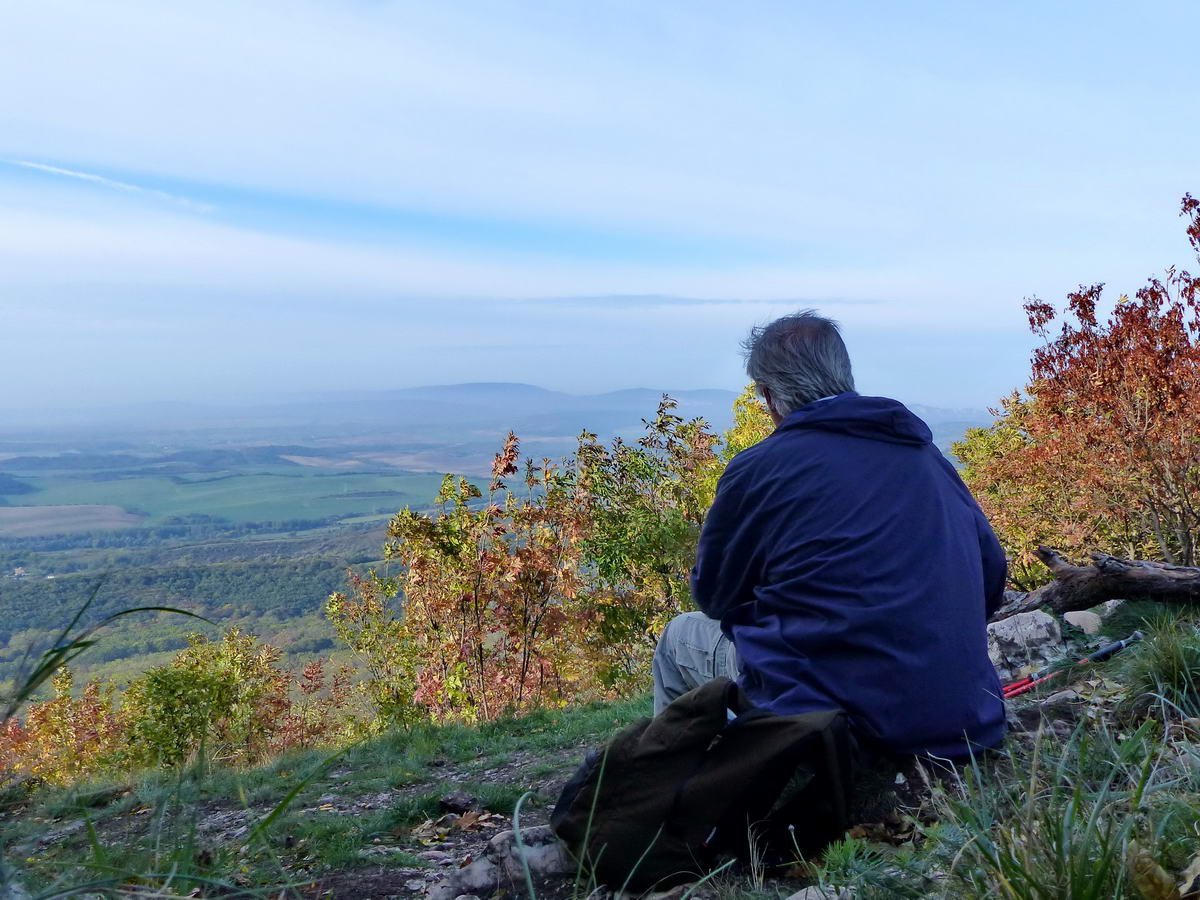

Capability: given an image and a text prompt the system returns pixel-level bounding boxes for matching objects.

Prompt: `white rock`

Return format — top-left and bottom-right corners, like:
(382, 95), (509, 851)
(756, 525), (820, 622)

(1063, 610), (1102, 635)
(988, 611), (1063, 681)
(426, 858), (499, 900)
(784, 887), (853, 900)
(489, 825), (575, 879)
(1101, 599), (1125, 617)
(427, 825), (573, 900)
(645, 885), (709, 900)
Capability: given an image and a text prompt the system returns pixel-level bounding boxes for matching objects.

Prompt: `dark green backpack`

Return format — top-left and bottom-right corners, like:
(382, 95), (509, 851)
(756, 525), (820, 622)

(550, 677), (854, 892)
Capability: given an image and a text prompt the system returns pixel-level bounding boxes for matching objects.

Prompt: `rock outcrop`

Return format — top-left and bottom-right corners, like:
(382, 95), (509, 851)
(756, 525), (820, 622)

(987, 610), (1063, 681)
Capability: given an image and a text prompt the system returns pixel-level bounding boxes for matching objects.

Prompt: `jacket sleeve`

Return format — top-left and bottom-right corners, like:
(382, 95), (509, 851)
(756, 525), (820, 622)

(936, 451), (1008, 618)
(691, 458), (762, 623)
(976, 507), (1008, 618)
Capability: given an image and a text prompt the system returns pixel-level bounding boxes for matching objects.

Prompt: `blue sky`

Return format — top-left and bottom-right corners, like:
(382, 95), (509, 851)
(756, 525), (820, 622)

(2, 0), (1198, 410)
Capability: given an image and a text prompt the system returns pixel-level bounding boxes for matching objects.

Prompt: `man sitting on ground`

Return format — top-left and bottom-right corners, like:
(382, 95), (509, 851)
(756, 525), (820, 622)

(653, 311), (1006, 759)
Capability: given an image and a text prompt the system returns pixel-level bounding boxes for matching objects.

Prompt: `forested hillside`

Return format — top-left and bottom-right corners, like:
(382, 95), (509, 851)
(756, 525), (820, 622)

(0, 557), (365, 687)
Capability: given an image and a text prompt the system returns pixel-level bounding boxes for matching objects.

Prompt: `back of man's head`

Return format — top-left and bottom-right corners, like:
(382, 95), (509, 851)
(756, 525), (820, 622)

(741, 310), (855, 418)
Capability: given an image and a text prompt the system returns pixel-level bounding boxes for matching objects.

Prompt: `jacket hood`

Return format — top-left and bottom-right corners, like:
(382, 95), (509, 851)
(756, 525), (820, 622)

(775, 392), (932, 446)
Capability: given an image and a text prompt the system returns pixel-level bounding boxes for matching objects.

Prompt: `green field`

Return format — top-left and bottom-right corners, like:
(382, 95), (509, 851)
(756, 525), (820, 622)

(0, 447), (458, 685)
(5, 466), (447, 528)
(0, 504), (144, 537)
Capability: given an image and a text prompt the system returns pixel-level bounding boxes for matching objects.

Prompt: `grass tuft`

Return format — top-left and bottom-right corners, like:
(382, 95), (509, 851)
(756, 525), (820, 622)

(1119, 616), (1200, 720)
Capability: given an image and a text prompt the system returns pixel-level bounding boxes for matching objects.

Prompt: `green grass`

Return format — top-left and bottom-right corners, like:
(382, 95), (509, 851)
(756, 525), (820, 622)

(801, 715), (1200, 900)
(13, 467), (448, 525)
(1118, 615), (1200, 720)
(1098, 599), (1174, 640)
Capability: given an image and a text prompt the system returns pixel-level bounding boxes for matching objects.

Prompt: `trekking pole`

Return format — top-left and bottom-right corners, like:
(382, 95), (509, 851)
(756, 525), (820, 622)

(1002, 630), (1143, 700)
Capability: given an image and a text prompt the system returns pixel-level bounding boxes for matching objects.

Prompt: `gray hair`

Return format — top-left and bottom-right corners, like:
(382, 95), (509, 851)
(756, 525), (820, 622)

(741, 310), (855, 417)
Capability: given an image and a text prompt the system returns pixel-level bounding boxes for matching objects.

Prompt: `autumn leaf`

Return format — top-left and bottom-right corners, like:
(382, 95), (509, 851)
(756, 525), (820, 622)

(1179, 852), (1200, 898)
(1128, 841), (1182, 900)
(453, 811), (480, 831)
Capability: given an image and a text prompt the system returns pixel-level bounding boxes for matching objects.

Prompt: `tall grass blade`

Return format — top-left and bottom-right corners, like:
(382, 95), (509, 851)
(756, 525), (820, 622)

(679, 858), (735, 900)
(512, 791), (540, 900)
(2, 576), (211, 720)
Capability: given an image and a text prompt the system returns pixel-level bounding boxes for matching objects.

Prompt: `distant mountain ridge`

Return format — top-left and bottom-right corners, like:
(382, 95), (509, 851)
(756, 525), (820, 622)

(0, 383), (991, 448)
(0, 383), (741, 437)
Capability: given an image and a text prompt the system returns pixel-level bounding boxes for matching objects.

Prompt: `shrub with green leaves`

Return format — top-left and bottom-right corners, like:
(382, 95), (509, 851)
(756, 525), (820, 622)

(122, 655), (233, 767)
(123, 629), (291, 767)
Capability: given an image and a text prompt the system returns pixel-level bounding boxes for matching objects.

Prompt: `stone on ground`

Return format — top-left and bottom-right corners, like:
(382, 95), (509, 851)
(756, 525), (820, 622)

(425, 825), (573, 900)
(438, 789), (480, 814)
(1063, 610), (1103, 635)
(426, 857), (499, 900)
(490, 825), (575, 880)
(987, 611), (1063, 681)
(643, 885), (717, 900)
(1010, 687), (1086, 734)
(784, 887), (854, 900)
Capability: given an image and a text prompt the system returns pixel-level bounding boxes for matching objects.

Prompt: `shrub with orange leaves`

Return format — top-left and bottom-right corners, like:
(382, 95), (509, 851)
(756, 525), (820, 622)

(375, 435), (588, 723)
(0, 668), (124, 786)
(272, 658), (358, 752)
(957, 194), (1200, 582)
(331, 396), (728, 722)
(1, 630), (358, 783)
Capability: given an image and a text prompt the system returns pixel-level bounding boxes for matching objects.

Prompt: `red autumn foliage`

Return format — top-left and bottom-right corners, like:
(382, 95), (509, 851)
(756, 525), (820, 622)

(958, 195), (1200, 580)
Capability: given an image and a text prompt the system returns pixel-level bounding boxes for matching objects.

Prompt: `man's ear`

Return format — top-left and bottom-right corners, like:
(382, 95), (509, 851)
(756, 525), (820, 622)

(760, 387), (784, 426)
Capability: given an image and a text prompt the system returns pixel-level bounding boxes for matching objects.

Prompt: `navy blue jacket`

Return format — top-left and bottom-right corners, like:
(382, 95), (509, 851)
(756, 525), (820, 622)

(692, 392), (1006, 758)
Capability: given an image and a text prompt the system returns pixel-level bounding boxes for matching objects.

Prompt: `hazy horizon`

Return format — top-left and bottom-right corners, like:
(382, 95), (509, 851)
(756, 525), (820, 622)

(4, 2), (1197, 411)
(0, 300), (1034, 413)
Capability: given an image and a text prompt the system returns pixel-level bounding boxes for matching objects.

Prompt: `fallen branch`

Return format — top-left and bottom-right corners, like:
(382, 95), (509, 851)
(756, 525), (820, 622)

(989, 545), (1200, 621)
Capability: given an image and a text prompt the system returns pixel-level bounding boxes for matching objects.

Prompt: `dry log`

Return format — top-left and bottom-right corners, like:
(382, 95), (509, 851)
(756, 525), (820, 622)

(989, 545), (1200, 621)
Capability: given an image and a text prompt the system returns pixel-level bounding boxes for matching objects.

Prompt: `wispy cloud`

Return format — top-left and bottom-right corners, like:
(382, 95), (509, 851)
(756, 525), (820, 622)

(529, 295), (885, 309)
(4, 159), (213, 213)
